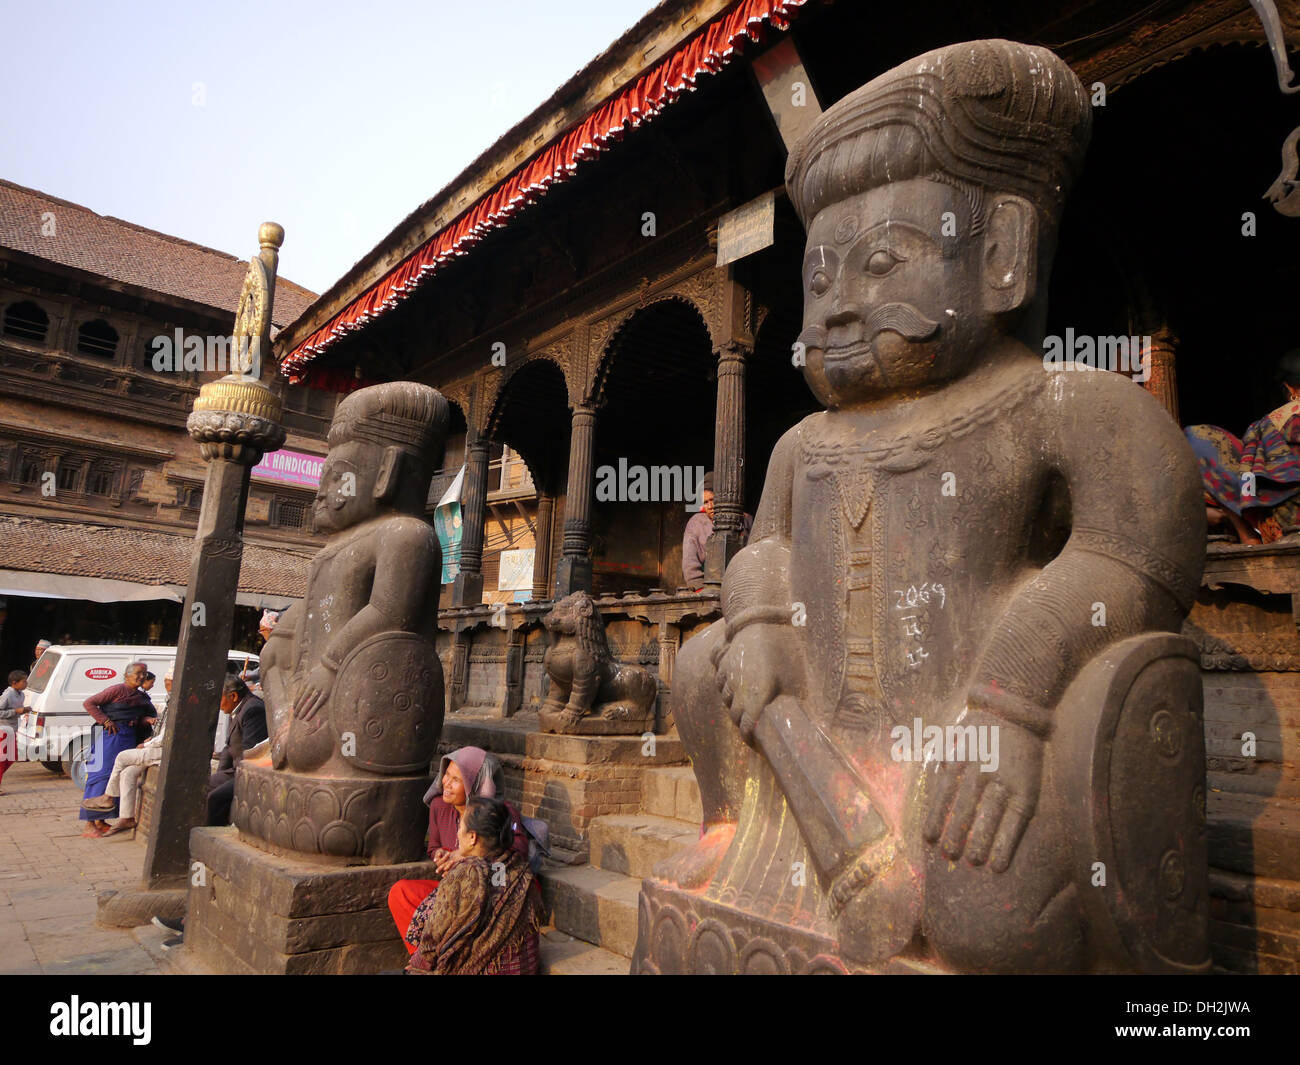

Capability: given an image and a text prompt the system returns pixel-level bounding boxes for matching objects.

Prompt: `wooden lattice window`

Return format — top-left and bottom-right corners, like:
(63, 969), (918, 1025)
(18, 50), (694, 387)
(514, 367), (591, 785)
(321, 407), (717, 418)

(3, 301), (49, 343)
(56, 459), (85, 493)
(76, 319), (118, 358)
(271, 497), (310, 529)
(17, 449), (43, 485)
(86, 462), (121, 498)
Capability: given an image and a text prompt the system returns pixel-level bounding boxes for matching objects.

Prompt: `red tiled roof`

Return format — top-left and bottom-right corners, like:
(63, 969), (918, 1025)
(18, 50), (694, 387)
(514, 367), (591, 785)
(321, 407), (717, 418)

(0, 179), (316, 329)
(0, 516), (309, 600)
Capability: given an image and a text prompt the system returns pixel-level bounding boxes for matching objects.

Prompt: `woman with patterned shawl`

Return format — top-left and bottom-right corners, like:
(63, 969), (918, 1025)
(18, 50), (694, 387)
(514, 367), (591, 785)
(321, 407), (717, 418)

(405, 796), (543, 975)
(386, 746), (530, 952)
(1185, 362), (1300, 545)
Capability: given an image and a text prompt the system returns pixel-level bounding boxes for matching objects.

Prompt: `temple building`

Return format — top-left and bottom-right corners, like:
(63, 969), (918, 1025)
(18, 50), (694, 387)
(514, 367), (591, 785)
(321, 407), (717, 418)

(0, 180), (325, 661)
(268, 0), (1300, 972)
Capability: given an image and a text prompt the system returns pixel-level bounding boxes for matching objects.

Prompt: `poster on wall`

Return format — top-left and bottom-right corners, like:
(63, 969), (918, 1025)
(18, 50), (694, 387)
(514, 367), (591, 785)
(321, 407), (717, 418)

(434, 466), (465, 585)
(497, 548), (535, 594)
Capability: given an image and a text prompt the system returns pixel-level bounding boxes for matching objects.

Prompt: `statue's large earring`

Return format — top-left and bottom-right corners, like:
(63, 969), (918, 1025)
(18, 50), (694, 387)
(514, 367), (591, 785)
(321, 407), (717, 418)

(981, 196), (1036, 315)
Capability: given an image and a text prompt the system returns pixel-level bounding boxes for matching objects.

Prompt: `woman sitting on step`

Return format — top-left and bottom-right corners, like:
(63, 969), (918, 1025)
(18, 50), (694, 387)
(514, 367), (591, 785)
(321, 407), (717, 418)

(387, 746), (530, 953)
(405, 796), (543, 975)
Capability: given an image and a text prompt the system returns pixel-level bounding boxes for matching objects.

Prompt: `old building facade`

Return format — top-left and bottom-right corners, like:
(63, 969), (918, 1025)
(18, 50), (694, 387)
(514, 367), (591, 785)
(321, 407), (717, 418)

(0, 180), (326, 661)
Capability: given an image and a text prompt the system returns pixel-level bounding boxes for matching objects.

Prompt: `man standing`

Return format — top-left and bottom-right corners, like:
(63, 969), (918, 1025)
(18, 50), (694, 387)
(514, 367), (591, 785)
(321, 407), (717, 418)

(204, 675), (267, 826)
(681, 472), (752, 590)
(31, 639), (50, 674)
(81, 666), (173, 835)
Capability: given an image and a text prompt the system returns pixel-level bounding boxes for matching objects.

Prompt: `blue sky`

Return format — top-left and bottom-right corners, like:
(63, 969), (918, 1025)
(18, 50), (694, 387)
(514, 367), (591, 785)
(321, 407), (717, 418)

(0, 0), (657, 295)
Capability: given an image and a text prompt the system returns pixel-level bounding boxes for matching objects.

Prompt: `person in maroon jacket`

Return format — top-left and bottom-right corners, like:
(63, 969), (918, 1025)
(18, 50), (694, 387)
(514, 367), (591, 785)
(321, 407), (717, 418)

(387, 746), (529, 954)
(79, 662), (154, 837)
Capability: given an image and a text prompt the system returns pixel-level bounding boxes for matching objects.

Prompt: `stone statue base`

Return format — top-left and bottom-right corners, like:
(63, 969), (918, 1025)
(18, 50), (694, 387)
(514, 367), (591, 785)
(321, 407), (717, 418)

(631, 879), (945, 974)
(186, 826), (434, 974)
(635, 633), (1211, 974)
(538, 704), (656, 736)
(232, 761), (430, 867)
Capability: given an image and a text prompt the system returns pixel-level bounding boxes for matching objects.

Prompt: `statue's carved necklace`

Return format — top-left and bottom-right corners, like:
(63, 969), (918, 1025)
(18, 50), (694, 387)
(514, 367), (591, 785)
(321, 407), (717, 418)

(798, 374), (1036, 530)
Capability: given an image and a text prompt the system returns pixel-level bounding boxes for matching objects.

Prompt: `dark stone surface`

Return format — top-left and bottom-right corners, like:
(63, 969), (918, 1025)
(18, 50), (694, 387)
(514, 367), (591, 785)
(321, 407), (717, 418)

(232, 762), (431, 866)
(635, 40), (1210, 974)
(187, 826), (435, 974)
(539, 592), (657, 734)
(249, 382), (449, 863)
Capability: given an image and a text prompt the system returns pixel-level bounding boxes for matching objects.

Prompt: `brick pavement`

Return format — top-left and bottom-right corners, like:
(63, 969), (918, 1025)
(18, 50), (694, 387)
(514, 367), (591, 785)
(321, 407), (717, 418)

(0, 760), (163, 975)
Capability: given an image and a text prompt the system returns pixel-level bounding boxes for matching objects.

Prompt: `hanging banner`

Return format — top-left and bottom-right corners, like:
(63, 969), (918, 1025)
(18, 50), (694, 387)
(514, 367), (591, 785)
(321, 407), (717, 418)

(434, 466), (465, 585)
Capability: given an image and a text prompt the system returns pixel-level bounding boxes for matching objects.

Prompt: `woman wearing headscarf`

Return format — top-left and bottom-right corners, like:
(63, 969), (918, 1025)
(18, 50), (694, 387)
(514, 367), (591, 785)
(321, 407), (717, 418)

(386, 746), (529, 953)
(405, 796), (544, 975)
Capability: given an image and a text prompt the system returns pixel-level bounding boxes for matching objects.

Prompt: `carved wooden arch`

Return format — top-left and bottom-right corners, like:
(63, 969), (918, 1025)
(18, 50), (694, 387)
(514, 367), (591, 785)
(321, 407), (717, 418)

(440, 391), (470, 437)
(588, 291), (716, 407)
(480, 351), (573, 495)
(481, 348), (573, 439)
(1073, 1), (1300, 93)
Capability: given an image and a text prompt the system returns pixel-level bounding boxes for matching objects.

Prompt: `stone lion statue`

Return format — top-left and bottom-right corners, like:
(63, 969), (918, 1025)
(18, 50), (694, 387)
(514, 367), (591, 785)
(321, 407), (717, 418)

(539, 591), (657, 735)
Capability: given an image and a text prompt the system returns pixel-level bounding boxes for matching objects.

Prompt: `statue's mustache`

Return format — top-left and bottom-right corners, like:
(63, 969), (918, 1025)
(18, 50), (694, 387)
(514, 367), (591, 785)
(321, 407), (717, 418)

(798, 303), (941, 352)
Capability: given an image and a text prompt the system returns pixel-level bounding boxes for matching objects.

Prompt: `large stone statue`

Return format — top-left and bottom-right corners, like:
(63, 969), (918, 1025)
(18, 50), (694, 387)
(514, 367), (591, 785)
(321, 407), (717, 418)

(233, 382), (449, 865)
(634, 40), (1210, 974)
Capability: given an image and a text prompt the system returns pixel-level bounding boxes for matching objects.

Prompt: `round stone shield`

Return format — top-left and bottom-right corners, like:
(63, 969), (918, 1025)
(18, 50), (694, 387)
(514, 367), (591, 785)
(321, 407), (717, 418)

(332, 631), (443, 774)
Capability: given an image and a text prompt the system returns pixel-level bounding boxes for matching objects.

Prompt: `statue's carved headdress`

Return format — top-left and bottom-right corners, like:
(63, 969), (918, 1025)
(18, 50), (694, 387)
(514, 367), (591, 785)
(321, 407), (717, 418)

(328, 381), (448, 460)
(786, 40), (1091, 231)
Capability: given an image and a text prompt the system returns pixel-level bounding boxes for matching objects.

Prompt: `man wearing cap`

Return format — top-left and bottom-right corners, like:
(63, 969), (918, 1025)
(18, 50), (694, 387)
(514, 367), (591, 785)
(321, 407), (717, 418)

(31, 639), (50, 674)
(82, 666), (173, 835)
(681, 472), (752, 590)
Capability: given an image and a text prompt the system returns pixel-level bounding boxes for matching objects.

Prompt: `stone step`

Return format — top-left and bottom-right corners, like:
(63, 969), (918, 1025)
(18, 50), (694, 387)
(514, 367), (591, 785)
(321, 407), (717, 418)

(540, 927), (629, 975)
(588, 813), (699, 880)
(540, 863), (642, 958)
(642, 765), (703, 823)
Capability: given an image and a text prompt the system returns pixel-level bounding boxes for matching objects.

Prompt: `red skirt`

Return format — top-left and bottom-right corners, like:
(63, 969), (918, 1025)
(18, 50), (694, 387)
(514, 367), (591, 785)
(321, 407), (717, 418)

(388, 878), (439, 955)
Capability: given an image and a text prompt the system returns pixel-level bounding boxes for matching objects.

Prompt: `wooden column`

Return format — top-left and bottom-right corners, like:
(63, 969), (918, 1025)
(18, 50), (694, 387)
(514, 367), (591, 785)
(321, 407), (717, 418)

(555, 404), (597, 597)
(451, 432), (490, 606)
(1141, 325), (1180, 423)
(531, 492), (555, 601)
(705, 338), (750, 584)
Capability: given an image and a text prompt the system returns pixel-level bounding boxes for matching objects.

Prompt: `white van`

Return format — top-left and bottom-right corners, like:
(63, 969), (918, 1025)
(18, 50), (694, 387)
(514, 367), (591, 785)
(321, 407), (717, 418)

(16, 644), (259, 787)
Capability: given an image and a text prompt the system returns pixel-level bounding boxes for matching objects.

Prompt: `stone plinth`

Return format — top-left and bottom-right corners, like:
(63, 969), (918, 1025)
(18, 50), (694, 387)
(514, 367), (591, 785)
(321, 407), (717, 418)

(232, 760), (430, 866)
(186, 826), (434, 975)
(632, 878), (945, 975)
(522, 731), (687, 860)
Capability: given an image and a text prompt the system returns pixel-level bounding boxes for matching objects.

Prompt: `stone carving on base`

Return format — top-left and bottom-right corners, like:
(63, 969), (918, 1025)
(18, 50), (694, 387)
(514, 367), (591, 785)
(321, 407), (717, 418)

(233, 382), (449, 865)
(633, 40), (1210, 974)
(539, 591), (657, 734)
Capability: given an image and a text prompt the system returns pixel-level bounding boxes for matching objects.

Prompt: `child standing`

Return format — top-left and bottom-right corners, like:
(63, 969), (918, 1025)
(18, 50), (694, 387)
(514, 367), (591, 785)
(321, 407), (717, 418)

(0, 670), (28, 794)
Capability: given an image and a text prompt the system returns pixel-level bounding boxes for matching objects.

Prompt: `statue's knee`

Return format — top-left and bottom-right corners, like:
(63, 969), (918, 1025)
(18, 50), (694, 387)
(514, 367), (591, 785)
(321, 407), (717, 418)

(924, 864), (1086, 972)
(672, 622), (725, 721)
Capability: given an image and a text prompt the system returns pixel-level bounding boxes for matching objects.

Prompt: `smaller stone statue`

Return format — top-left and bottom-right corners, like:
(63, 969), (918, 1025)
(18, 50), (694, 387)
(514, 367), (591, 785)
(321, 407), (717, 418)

(234, 381), (449, 864)
(539, 592), (657, 735)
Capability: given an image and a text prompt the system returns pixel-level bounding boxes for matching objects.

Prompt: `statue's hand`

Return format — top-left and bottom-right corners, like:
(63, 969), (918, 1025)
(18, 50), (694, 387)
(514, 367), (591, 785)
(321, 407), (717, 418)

(922, 711), (1042, 873)
(713, 625), (799, 745)
(293, 665), (334, 722)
